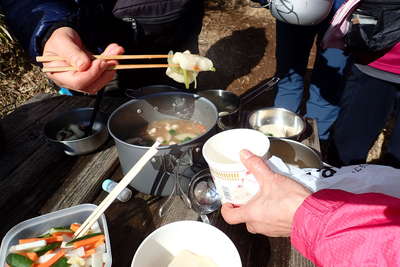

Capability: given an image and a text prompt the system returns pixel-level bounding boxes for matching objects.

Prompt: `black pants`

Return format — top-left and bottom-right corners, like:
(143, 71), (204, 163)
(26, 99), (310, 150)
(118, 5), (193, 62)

(330, 64), (400, 166)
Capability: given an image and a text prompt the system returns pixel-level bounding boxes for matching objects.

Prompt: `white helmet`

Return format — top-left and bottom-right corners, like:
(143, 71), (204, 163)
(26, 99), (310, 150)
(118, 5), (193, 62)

(269, 0), (333, 26)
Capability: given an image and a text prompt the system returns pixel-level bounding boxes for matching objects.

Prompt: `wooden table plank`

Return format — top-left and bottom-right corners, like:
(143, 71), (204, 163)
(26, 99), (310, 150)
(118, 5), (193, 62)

(95, 165), (272, 267)
(0, 96), (76, 179)
(0, 95), (126, 237)
(0, 142), (78, 237)
(209, 210), (270, 267)
(1, 94), (320, 267)
(93, 111), (320, 267)
(90, 166), (200, 266)
(40, 145), (120, 213)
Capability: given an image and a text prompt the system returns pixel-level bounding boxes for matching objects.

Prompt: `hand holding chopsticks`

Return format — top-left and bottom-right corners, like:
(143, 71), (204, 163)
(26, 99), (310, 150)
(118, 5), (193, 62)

(40, 29), (125, 94)
(38, 54), (174, 73)
(73, 141), (161, 238)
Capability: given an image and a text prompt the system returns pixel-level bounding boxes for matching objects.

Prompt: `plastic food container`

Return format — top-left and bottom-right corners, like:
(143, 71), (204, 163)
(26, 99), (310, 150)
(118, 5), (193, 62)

(0, 204), (112, 266)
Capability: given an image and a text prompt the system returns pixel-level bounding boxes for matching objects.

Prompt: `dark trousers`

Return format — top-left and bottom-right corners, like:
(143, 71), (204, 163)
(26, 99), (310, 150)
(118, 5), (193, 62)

(330, 64), (400, 165)
(274, 19), (348, 140)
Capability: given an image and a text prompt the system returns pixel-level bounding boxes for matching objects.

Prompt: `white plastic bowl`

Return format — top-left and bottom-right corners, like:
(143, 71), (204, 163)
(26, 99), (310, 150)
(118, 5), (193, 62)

(0, 204), (112, 267)
(131, 220), (242, 267)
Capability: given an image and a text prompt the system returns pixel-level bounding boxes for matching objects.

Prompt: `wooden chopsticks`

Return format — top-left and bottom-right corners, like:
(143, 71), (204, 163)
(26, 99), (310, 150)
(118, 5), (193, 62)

(36, 54), (170, 62)
(36, 54), (173, 73)
(41, 64), (174, 73)
(73, 141), (161, 238)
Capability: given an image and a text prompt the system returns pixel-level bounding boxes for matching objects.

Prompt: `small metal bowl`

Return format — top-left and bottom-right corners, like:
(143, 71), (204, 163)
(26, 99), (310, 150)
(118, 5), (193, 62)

(269, 138), (323, 168)
(44, 108), (109, 156)
(248, 107), (306, 140)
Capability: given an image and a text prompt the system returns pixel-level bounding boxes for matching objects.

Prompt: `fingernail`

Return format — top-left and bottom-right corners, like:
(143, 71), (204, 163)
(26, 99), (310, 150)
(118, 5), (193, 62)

(240, 149), (253, 160)
(110, 48), (120, 55)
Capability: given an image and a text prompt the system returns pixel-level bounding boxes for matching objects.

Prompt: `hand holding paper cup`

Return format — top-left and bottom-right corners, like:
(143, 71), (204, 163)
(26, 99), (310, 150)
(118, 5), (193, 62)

(202, 128), (270, 205)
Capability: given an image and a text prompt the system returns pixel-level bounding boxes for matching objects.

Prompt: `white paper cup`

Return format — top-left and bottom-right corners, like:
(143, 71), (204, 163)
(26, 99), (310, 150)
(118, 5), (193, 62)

(202, 128), (270, 204)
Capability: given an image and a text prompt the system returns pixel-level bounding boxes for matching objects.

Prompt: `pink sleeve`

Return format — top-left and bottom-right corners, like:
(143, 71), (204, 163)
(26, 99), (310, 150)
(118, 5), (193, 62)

(291, 189), (400, 267)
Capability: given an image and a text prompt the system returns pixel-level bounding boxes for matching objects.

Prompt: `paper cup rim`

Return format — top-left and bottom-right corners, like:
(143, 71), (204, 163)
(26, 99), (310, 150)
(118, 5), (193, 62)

(202, 128), (270, 171)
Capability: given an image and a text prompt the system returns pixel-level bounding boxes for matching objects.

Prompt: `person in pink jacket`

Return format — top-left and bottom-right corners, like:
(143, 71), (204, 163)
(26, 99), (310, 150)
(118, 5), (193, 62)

(221, 150), (400, 266)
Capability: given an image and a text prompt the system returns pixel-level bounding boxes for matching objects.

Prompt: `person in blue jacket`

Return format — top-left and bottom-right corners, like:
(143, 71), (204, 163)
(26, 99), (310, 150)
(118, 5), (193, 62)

(0, 0), (204, 94)
(273, 0), (348, 142)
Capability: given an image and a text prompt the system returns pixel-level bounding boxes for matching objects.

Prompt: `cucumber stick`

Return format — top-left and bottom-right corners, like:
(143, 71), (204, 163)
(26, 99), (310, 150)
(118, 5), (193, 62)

(49, 227), (73, 234)
(33, 241), (61, 256)
(6, 253), (33, 267)
(52, 257), (70, 267)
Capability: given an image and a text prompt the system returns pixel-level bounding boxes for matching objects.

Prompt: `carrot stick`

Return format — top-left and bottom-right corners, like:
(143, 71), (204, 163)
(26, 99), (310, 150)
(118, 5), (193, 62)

(19, 236), (62, 244)
(73, 235), (104, 249)
(19, 238), (40, 244)
(52, 232), (74, 237)
(83, 238), (105, 251)
(82, 248), (96, 258)
(70, 223), (81, 232)
(92, 239), (104, 249)
(44, 236), (63, 243)
(44, 250), (55, 256)
(25, 252), (38, 262)
(36, 249), (65, 267)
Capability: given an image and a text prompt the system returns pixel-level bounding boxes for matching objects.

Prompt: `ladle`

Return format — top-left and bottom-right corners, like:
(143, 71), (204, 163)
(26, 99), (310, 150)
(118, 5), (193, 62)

(85, 88), (104, 136)
(188, 168), (221, 224)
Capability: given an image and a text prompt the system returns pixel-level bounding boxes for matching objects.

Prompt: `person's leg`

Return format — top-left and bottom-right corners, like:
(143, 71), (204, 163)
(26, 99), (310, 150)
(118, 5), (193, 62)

(305, 0), (348, 140)
(274, 21), (318, 113)
(385, 89), (400, 165)
(306, 47), (348, 140)
(330, 64), (397, 165)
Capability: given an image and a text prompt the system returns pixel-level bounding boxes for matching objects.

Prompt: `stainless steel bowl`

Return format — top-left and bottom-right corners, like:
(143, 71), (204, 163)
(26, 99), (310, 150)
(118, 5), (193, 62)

(44, 108), (109, 156)
(248, 107), (306, 140)
(269, 138), (323, 168)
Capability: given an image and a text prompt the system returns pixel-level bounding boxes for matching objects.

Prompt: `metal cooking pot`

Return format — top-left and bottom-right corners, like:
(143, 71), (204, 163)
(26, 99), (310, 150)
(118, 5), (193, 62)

(268, 138), (323, 169)
(108, 92), (218, 196)
(125, 84), (180, 98)
(198, 77), (280, 131)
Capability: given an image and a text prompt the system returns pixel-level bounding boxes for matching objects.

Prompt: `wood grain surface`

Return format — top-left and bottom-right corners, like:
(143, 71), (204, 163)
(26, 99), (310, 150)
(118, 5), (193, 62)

(0, 94), (319, 267)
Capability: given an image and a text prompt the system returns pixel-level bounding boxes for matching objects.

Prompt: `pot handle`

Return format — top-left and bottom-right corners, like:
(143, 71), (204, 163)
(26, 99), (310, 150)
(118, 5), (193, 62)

(125, 88), (141, 99)
(240, 76), (280, 106)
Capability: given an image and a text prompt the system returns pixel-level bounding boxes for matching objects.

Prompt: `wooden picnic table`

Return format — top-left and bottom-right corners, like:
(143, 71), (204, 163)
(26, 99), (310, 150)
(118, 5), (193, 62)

(0, 93), (319, 267)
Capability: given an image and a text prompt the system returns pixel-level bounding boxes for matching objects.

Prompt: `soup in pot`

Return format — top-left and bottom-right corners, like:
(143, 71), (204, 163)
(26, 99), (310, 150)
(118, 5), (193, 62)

(129, 119), (207, 146)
